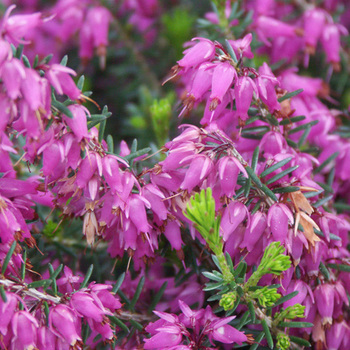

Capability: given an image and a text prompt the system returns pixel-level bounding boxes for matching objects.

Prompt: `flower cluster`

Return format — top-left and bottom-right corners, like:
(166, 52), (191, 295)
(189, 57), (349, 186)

(144, 300), (248, 349)
(0, 267), (122, 349)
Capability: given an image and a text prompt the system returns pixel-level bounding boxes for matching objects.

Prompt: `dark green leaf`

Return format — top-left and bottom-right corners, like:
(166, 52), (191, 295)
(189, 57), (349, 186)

(241, 133), (263, 140)
(327, 263), (350, 272)
(107, 134), (114, 152)
(245, 166), (263, 187)
(248, 301), (256, 323)
(225, 39), (238, 62)
(289, 335), (311, 347)
(286, 139), (298, 148)
(237, 311), (251, 330)
(279, 321), (313, 328)
(0, 286), (7, 302)
(314, 152), (339, 174)
(48, 264), (57, 295)
(262, 319), (273, 349)
(288, 120), (318, 135)
(52, 100), (74, 119)
(129, 319), (143, 330)
(225, 252), (234, 274)
(259, 184), (279, 202)
(260, 157), (293, 178)
(297, 126), (311, 147)
(251, 147), (259, 172)
(234, 261), (247, 279)
(130, 276), (145, 310)
(20, 249), (27, 280)
(242, 126), (270, 134)
(22, 55), (31, 68)
(313, 194), (333, 208)
(123, 147), (151, 164)
(98, 119), (106, 143)
(87, 115), (108, 130)
(80, 264), (94, 289)
(266, 166), (299, 184)
(148, 282), (168, 313)
(27, 279), (52, 289)
(33, 55), (39, 68)
(244, 177), (251, 198)
(279, 115), (306, 125)
(319, 262), (330, 280)
(77, 75), (85, 90)
(334, 202), (350, 212)
(265, 114), (279, 126)
(41, 54), (53, 65)
(278, 89), (303, 102)
(15, 44), (24, 59)
(273, 291), (298, 307)
(202, 271), (223, 282)
(249, 331), (265, 350)
(60, 55), (68, 66)
(109, 316), (129, 332)
(273, 186), (300, 193)
(117, 290), (131, 308)
(2, 241), (17, 275)
(203, 282), (224, 291)
(112, 272), (125, 294)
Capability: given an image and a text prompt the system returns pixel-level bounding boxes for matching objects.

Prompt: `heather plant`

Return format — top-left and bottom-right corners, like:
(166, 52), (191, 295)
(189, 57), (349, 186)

(0, 0), (350, 349)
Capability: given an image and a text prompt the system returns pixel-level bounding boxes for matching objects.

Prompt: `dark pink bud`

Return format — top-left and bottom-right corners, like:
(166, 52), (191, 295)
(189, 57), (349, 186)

(49, 304), (81, 346)
(240, 211), (267, 251)
(321, 23), (347, 70)
(259, 131), (286, 157)
(234, 76), (257, 121)
(220, 201), (249, 241)
(11, 311), (39, 350)
(37, 326), (56, 350)
(46, 64), (81, 100)
(267, 203), (294, 243)
(180, 154), (214, 192)
(71, 291), (109, 323)
(217, 156), (248, 197)
(314, 284), (335, 325)
(303, 8), (327, 50)
(2, 58), (25, 100)
(256, 16), (300, 45)
(326, 322), (346, 350)
(210, 61), (236, 110)
(164, 220), (183, 250)
(0, 292), (18, 335)
(177, 38), (215, 69)
(228, 33), (254, 59)
(2, 5), (43, 44)
(64, 104), (90, 142)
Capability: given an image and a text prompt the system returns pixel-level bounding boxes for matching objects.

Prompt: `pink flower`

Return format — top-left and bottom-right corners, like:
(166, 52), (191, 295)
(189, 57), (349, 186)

(228, 33), (254, 59)
(220, 201), (250, 241)
(267, 203), (294, 243)
(314, 283), (335, 325)
(49, 304), (81, 346)
(303, 8), (327, 52)
(70, 291), (109, 323)
(0, 292), (18, 335)
(11, 311), (39, 350)
(46, 64), (81, 100)
(209, 61), (236, 110)
(177, 38), (216, 70)
(64, 104), (90, 142)
(217, 155), (248, 197)
(180, 154), (214, 192)
(234, 76), (257, 121)
(1, 5), (43, 44)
